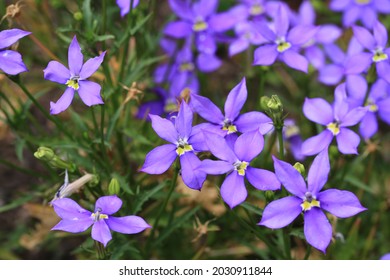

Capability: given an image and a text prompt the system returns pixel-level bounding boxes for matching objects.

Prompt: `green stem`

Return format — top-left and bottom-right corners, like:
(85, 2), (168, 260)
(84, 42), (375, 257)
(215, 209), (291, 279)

(276, 126), (285, 160)
(304, 245), (311, 260)
(146, 161), (180, 254)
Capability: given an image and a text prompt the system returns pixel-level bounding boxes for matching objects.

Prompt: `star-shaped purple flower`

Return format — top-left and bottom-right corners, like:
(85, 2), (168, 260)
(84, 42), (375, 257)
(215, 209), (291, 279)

(116, 0), (140, 17)
(51, 196), (151, 247)
(301, 84), (367, 156)
(43, 36), (106, 115)
(140, 101), (206, 190)
(190, 78), (273, 142)
(253, 4), (318, 72)
(198, 129), (280, 208)
(259, 150), (366, 253)
(330, 0), (390, 28)
(352, 20), (390, 84)
(0, 28), (31, 75)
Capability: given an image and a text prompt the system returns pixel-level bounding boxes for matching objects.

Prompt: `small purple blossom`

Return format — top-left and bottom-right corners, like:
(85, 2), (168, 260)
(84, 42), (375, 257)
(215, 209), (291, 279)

(116, 0), (140, 17)
(253, 4), (318, 73)
(198, 129), (280, 208)
(352, 21), (390, 84)
(229, 21), (267, 57)
(51, 196), (151, 247)
(190, 78), (273, 142)
(43, 36), (106, 115)
(140, 101), (206, 190)
(0, 28), (31, 75)
(301, 84), (367, 156)
(330, 0), (390, 28)
(259, 150), (366, 253)
(283, 119), (305, 161)
(381, 253), (390, 260)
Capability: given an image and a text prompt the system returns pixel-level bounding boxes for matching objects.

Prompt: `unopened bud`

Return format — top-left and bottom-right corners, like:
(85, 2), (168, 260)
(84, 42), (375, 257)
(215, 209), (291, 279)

(108, 178), (120, 195)
(73, 11), (83, 21)
(267, 95), (283, 112)
(260, 96), (271, 111)
(293, 162), (305, 176)
(264, 190), (275, 203)
(34, 147), (55, 161)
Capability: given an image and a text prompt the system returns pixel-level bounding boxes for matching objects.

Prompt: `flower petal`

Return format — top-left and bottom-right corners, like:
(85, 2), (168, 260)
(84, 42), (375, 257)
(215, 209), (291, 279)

(303, 98), (334, 125)
(253, 44), (278, 66)
(246, 167), (281, 191)
(0, 29), (31, 49)
(51, 198), (91, 220)
(275, 4), (289, 37)
(352, 25), (375, 50)
(43, 60), (70, 84)
(190, 93), (224, 124)
(340, 107), (367, 127)
(52, 218), (94, 233)
(329, 0), (350, 11)
(235, 111), (273, 135)
(193, 0), (218, 17)
(304, 208), (332, 253)
(168, 0), (193, 21)
(343, 6), (360, 27)
(68, 36), (83, 75)
(91, 220), (112, 247)
(107, 216), (151, 234)
(318, 189), (366, 218)
(196, 53), (221, 72)
(164, 21), (192, 39)
(273, 155), (306, 198)
(301, 130), (333, 156)
(224, 78), (247, 122)
(229, 38), (249, 57)
(373, 21), (388, 49)
(288, 25), (319, 46)
(234, 129), (264, 162)
(175, 101), (193, 138)
(376, 61), (390, 84)
(140, 144), (177, 174)
(220, 171), (247, 209)
(258, 196), (302, 229)
(95, 195), (122, 215)
(315, 25), (342, 44)
(78, 81), (104, 107)
(0, 50), (28, 75)
(203, 130), (237, 163)
(149, 114), (178, 143)
(180, 152), (206, 190)
(318, 64), (344, 85)
(344, 53), (372, 75)
(346, 74), (368, 100)
(359, 112), (378, 139)
(79, 51), (106, 79)
(208, 11), (238, 32)
(281, 50), (308, 73)
(307, 150), (330, 195)
(197, 159), (232, 175)
(336, 128), (361, 154)
(50, 87), (75, 115)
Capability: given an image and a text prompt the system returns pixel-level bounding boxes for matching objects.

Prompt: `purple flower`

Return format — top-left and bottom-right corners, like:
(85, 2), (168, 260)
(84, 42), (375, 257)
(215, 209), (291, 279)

(116, 0), (140, 17)
(381, 253), (390, 260)
(283, 119), (305, 161)
(0, 29), (31, 75)
(349, 79), (390, 139)
(253, 4), (318, 73)
(43, 36), (106, 115)
(302, 84), (367, 156)
(352, 21), (390, 84)
(198, 129), (280, 208)
(330, 0), (390, 28)
(319, 38), (369, 99)
(140, 101), (206, 190)
(51, 196), (151, 247)
(136, 87), (174, 120)
(190, 78), (273, 141)
(292, 1), (341, 69)
(259, 150), (366, 253)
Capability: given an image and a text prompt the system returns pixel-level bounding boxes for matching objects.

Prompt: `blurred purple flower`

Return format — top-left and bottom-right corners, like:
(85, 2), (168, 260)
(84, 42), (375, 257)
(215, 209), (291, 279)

(381, 253), (390, 260)
(198, 129), (280, 208)
(229, 20), (267, 56)
(302, 84), (367, 156)
(259, 150), (366, 253)
(136, 87), (175, 120)
(283, 119), (306, 161)
(352, 21), (390, 84)
(0, 28), (31, 75)
(44, 36), (105, 114)
(190, 78), (273, 142)
(141, 101), (207, 190)
(330, 0), (390, 28)
(292, 1), (342, 69)
(51, 196), (151, 247)
(116, 0), (140, 17)
(253, 4), (318, 72)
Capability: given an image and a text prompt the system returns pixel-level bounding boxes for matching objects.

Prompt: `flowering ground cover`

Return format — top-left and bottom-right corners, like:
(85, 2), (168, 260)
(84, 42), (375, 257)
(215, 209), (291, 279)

(0, 0), (389, 260)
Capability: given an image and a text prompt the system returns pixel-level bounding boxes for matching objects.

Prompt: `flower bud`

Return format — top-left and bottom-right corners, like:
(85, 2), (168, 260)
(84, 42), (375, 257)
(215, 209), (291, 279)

(34, 147), (55, 161)
(264, 190), (275, 203)
(267, 95), (283, 113)
(108, 178), (120, 195)
(293, 162), (306, 176)
(73, 11), (83, 21)
(34, 147), (76, 172)
(260, 96), (271, 111)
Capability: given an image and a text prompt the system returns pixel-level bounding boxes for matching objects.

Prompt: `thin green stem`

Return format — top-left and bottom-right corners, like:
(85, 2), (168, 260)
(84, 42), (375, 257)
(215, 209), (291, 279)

(276, 126), (285, 160)
(304, 245), (311, 260)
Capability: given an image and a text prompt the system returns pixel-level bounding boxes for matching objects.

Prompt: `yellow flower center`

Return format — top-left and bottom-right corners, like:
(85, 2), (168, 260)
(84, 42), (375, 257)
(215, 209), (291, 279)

(91, 209), (108, 221)
(373, 50), (388, 62)
(66, 78), (80, 90)
(250, 4), (264, 16)
(301, 192), (321, 211)
(180, 62), (195, 72)
(176, 138), (193, 156)
(284, 124), (300, 139)
(193, 20), (208, 32)
(355, 0), (371, 4)
(277, 41), (291, 53)
(365, 100), (378, 112)
(234, 161), (249, 176)
(327, 122), (340, 136)
(222, 119), (238, 134)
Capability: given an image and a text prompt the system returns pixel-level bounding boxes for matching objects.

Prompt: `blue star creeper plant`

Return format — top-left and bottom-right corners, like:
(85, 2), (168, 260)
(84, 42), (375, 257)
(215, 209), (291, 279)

(43, 36), (106, 115)
(141, 101), (207, 190)
(259, 150), (366, 253)
(51, 195), (151, 247)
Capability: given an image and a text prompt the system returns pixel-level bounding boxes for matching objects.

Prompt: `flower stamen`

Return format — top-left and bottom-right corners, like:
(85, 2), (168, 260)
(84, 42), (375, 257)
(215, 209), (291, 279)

(66, 76), (80, 90)
(301, 192), (320, 211)
(234, 161), (249, 176)
(327, 122), (340, 135)
(176, 138), (193, 156)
